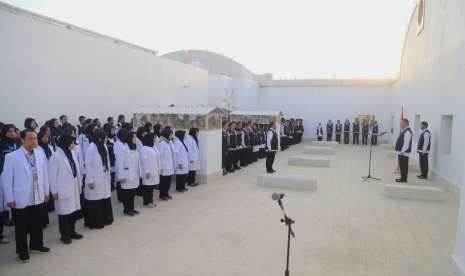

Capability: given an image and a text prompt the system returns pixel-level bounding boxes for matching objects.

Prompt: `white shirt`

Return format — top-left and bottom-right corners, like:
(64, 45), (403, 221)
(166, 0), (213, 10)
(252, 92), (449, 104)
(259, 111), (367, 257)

(418, 129), (431, 153)
(397, 128), (412, 157)
(266, 128), (277, 152)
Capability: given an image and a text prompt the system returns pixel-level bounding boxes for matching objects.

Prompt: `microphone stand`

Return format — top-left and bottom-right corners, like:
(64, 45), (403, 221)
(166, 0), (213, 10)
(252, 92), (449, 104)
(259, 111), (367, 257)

(276, 198), (295, 276)
(362, 131), (386, 181)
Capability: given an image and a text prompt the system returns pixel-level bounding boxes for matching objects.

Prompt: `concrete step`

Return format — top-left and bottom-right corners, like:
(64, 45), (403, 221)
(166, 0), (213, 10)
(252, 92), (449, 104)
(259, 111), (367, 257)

(303, 146), (335, 155)
(257, 173), (318, 190)
(288, 156), (330, 167)
(312, 141), (340, 147)
(384, 184), (444, 201)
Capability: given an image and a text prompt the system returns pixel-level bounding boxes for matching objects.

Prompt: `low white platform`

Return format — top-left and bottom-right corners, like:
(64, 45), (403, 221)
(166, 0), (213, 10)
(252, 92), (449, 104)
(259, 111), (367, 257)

(288, 156), (330, 167)
(257, 174), (318, 190)
(386, 150), (397, 158)
(303, 146), (335, 155)
(384, 184), (444, 201)
(312, 141), (340, 147)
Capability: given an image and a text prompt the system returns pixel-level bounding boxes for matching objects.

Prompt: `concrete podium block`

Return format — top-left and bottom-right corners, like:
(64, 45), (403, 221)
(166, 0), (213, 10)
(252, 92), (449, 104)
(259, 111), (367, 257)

(384, 184), (444, 201)
(257, 174), (318, 190)
(303, 146), (335, 155)
(312, 141), (339, 147)
(288, 156), (330, 167)
(386, 150), (397, 158)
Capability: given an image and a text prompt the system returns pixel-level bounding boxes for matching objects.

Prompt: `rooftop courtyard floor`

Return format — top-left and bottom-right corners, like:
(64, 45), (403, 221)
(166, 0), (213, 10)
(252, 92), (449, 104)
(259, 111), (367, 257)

(0, 142), (461, 276)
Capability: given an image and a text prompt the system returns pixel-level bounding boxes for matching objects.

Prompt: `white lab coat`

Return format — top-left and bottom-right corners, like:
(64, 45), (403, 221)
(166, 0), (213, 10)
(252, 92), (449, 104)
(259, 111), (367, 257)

(84, 143), (111, 200)
(158, 138), (176, 176)
(0, 178), (6, 212)
(1, 147), (50, 209)
(174, 138), (189, 175)
(113, 140), (124, 181)
(116, 144), (141, 190)
(140, 146), (161, 186)
(73, 144), (85, 179)
(78, 134), (90, 163)
(48, 147), (82, 215)
(185, 135), (200, 171)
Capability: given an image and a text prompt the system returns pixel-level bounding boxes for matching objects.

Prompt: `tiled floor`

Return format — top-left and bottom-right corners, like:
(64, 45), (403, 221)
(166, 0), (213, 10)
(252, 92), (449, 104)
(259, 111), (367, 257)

(0, 142), (461, 276)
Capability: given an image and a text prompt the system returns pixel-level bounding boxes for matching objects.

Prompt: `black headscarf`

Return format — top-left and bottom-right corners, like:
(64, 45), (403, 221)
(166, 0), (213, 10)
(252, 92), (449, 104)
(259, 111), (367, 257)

(0, 124), (20, 151)
(103, 123), (115, 139)
(94, 131), (109, 172)
(175, 130), (188, 152)
(126, 131), (137, 151)
(38, 127), (52, 160)
(24, 118), (36, 130)
(144, 122), (153, 133)
(153, 124), (162, 137)
(160, 126), (172, 141)
(57, 135), (77, 177)
(117, 128), (128, 142)
(189, 127), (199, 146)
(85, 123), (97, 142)
(136, 126), (147, 141)
(143, 133), (155, 147)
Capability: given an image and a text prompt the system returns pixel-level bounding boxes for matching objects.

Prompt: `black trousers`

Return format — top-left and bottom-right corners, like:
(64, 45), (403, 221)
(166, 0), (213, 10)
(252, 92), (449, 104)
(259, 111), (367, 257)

(103, 198), (113, 225)
(12, 204), (46, 255)
(159, 175), (172, 198)
(222, 150), (226, 171)
(187, 170), (196, 184)
(419, 153), (429, 177)
(110, 172), (116, 191)
(280, 137), (288, 151)
(240, 148), (247, 167)
(327, 133), (332, 141)
(362, 134), (368, 145)
(176, 174), (187, 191)
(353, 134), (359, 145)
(116, 181), (123, 202)
(258, 148), (266, 159)
(335, 133), (341, 143)
(398, 155), (409, 181)
(142, 185), (154, 205)
(266, 151), (276, 172)
(120, 188), (136, 213)
(317, 136), (323, 141)
(0, 211), (7, 241)
(58, 211), (78, 240)
(233, 150), (240, 169)
(371, 135), (378, 145)
(344, 133), (350, 144)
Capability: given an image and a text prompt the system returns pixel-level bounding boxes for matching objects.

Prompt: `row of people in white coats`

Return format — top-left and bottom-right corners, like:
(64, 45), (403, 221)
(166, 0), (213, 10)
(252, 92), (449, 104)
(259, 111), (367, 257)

(0, 125), (201, 262)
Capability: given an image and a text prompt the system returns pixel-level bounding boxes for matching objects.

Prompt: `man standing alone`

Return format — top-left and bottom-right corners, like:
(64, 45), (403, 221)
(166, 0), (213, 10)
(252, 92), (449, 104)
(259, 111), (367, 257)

(266, 122), (278, 174)
(395, 119), (413, 183)
(417, 121), (431, 179)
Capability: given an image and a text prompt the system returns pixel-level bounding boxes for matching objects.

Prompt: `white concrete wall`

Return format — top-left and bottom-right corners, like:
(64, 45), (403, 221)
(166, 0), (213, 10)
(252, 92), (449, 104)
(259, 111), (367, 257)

(207, 74), (260, 110)
(258, 86), (392, 140)
(0, 5), (209, 127)
(389, 0), (465, 273)
(207, 75), (234, 108)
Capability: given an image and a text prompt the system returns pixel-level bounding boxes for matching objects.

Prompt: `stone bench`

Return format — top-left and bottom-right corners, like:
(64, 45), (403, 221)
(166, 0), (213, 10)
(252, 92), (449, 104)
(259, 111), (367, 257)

(312, 141), (340, 147)
(257, 174), (318, 190)
(288, 156), (330, 167)
(303, 146), (335, 155)
(384, 184), (444, 201)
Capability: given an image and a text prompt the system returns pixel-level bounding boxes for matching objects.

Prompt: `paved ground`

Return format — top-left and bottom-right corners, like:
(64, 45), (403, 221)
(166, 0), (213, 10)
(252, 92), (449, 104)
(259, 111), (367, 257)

(0, 142), (461, 276)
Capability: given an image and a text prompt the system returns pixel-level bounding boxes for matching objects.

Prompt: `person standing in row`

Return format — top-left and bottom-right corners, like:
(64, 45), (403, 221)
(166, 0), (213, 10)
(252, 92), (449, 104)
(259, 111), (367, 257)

(266, 122), (278, 174)
(49, 135), (83, 244)
(395, 119), (413, 183)
(316, 123), (324, 141)
(186, 128), (200, 187)
(417, 121), (431, 179)
(335, 120), (342, 144)
(113, 128), (127, 202)
(140, 133), (160, 207)
(174, 130), (189, 192)
(222, 122), (229, 175)
(117, 131), (141, 216)
(361, 120), (369, 146)
(326, 120), (334, 141)
(343, 119), (351, 144)
(2, 129), (51, 262)
(352, 119), (360, 145)
(158, 127), (175, 201)
(84, 131), (113, 228)
(371, 120), (379, 145)
(228, 122), (240, 172)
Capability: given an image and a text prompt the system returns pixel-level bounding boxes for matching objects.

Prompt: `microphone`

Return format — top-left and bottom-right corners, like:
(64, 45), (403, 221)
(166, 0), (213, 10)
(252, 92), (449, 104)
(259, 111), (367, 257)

(272, 193), (285, 201)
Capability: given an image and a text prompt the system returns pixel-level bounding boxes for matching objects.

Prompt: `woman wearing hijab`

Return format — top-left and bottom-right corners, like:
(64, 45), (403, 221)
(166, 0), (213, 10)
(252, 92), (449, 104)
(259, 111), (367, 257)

(36, 126), (55, 225)
(174, 130), (189, 192)
(46, 118), (61, 146)
(185, 128), (200, 187)
(84, 131), (113, 229)
(144, 122), (153, 133)
(158, 127), (175, 200)
(103, 124), (117, 191)
(140, 133), (160, 207)
(114, 128), (128, 202)
(49, 135), (83, 244)
(24, 118), (38, 131)
(135, 126), (147, 196)
(153, 124), (162, 148)
(116, 131), (141, 216)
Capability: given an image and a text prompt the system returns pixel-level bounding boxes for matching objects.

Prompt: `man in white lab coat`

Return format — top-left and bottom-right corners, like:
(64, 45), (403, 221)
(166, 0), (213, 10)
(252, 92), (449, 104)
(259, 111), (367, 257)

(1, 129), (51, 262)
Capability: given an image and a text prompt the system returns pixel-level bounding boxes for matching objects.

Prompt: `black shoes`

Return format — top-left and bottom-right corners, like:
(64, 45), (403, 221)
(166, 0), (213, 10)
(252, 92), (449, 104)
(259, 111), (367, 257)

(71, 232), (83, 240)
(18, 253), (30, 262)
(417, 175), (427, 179)
(395, 178), (407, 183)
(30, 246), (50, 253)
(124, 211), (135, 217)
(60, 237), (72, 245)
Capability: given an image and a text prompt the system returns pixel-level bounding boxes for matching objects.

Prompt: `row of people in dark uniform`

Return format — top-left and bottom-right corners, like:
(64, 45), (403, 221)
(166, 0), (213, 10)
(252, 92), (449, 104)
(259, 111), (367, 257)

(221, 118), (304, 175)
(0, 114), (201, 262)
(316, 118), (380, 145)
